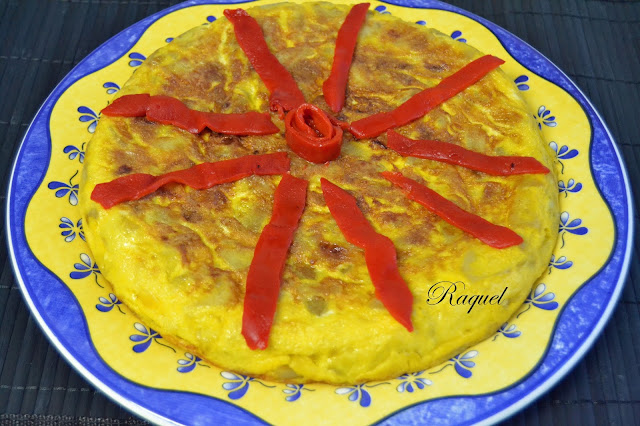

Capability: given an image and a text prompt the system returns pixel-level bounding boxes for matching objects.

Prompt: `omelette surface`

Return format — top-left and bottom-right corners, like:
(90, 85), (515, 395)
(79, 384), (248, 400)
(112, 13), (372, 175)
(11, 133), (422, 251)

(79, 2), (559, 384)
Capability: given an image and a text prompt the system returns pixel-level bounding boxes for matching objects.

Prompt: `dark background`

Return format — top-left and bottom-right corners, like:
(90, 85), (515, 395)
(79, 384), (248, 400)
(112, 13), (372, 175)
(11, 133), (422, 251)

(1, 0), (638, 424)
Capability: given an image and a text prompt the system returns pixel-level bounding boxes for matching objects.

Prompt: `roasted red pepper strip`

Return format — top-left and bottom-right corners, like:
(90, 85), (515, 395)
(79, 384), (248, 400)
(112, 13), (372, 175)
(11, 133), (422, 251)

(224, 8), (306, 114)
(144, 95), (200, 133)
(381, 171), (523, 248)
(242, 174), (308, 350)
(350, 55), (505, 139)
(323, 3), (370, 113)
(285, 103), (343, 163)
(91, 153), (290, 209)
(386, 130), (550, 175)
(102, 93), (150, 116)
(102, 94), (279, 135)
(320, 178), (414, 331)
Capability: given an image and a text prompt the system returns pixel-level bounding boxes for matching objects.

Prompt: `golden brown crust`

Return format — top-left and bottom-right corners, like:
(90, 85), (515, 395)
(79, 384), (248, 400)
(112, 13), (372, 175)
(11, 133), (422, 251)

(80, 2), (558, 384)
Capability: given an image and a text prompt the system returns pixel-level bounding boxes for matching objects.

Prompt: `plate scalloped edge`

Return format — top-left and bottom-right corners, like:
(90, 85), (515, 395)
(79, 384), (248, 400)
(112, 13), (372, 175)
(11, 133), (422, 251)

(5, 0), (634, 425)
(378, 0), (634, 424)
(6, 1), (278, 425)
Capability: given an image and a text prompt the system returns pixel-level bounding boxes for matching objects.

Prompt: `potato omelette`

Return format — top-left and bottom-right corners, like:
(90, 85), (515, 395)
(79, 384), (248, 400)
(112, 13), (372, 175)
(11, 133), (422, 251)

(79, 2), (559, 384)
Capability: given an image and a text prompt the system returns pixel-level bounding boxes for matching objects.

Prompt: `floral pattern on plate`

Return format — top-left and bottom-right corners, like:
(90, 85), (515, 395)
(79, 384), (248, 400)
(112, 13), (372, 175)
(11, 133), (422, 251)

(8, 1), (628, 425)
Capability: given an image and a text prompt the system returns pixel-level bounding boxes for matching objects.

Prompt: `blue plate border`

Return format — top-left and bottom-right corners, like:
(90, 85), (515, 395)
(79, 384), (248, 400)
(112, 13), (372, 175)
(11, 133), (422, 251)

(5, 1), (633, 425)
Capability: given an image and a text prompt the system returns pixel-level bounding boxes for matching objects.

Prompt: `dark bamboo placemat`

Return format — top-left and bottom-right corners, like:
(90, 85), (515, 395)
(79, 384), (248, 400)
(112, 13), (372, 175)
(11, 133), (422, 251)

(1, 0), (638, 424)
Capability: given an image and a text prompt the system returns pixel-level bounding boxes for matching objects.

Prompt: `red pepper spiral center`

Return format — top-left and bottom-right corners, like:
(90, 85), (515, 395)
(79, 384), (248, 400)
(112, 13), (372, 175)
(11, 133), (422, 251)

(285, 103), (343, 163)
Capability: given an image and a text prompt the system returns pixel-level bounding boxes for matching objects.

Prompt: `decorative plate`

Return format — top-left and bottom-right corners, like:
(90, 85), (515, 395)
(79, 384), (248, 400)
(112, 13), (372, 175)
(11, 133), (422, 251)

(6, 0), (633, 424)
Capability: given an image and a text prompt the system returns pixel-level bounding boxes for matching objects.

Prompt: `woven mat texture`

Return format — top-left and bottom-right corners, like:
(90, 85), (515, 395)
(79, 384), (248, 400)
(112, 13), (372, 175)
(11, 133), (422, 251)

(0, 0), (638, 424)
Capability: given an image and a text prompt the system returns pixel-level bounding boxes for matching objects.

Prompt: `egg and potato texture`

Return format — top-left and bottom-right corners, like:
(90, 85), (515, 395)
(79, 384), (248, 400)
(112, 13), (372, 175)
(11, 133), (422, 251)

(80, 2), (558, 384)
